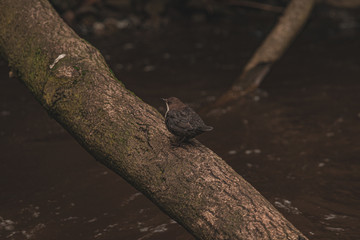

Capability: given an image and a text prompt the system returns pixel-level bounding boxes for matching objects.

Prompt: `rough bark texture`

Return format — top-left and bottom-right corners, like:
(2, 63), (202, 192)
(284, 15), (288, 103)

(212, 0), (315, 108)
(0, 0), (308, 239)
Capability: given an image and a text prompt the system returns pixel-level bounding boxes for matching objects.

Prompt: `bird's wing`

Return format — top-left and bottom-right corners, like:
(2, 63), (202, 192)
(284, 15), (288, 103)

(167, 109), (194, 130)
(186, 107), (213, 131)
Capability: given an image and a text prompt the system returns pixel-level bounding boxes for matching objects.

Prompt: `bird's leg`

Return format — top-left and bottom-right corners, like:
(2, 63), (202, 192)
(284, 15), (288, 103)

(179, 136), (187, 144)
(171, 136), (187, 147)
(187, 139), (197, 146)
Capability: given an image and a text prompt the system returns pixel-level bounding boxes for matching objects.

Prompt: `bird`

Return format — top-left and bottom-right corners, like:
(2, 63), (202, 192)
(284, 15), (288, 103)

(162, 97), (213, 145)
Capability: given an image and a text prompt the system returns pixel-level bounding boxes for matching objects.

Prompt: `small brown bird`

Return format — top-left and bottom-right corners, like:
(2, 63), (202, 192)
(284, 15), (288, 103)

(163, 97), (213, 145)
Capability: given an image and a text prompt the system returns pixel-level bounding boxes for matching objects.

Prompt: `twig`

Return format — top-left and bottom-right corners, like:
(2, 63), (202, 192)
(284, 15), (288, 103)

(223, 0), (284, 13)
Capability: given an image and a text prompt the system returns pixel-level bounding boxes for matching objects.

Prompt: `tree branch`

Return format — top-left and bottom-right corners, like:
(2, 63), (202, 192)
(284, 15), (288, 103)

(212, 0), (315, 109)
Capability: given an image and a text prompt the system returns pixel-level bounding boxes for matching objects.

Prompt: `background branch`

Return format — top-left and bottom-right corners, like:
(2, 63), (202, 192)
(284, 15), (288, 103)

(211, 0), (316, 109)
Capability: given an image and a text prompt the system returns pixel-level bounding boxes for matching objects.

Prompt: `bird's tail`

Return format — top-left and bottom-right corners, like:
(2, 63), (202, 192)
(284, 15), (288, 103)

(200, 125), (213, 132)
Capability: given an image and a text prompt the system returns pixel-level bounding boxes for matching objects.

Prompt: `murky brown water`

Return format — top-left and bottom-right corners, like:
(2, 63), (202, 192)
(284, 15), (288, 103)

(1, 6), (360, 240)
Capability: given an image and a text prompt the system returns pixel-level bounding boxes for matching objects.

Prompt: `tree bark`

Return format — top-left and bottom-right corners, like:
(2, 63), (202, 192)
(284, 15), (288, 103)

(211, 0), (315, 109)
(0, 0), (307, 239)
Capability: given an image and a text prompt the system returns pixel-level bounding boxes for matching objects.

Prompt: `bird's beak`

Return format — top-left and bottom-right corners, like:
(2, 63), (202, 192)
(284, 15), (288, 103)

(161, 98), (167, 102)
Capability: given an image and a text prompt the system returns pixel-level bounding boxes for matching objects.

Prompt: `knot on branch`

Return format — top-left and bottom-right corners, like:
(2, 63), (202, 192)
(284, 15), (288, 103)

(43, 63), (82, 110)
(54, 65), (81, 79)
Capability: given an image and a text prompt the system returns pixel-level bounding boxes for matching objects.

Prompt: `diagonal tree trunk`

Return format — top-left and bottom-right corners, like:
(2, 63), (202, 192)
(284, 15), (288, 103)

(0, 0), (308, 239)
